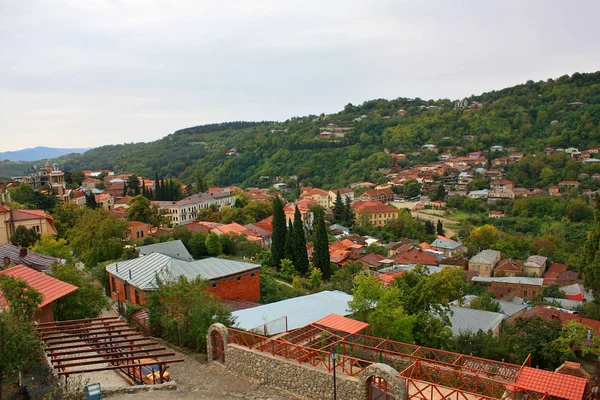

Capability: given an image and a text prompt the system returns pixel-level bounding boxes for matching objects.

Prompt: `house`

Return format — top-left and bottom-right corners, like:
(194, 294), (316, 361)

(489, 180), (515, 200)
(0, 205), (58, 245)
(508, 153), (524, 162)
(561, 283), (594, 302)
(359, 188), (394, 204)
(558, 181), (581, 192)
(106, 253), (261, 305)
(94, 193), (114, 210)
(439, 257), (468, 270)
(488, 210), (504, 218)
(395, 248), (440, 267)
(471, 276), (543, 302)
(301, 188), (330, 208)
(137, 239), (193, 261)
(284, 199), (316, 229)
(523, 255), (547, 277)
(450, 296), (527, 324)
(0, 265), (78, 322)
(244, 223), (273, 248)
(549, 186), (561, 196)
(212, 222), (265, 247)
(543, 263), (568, 284)
(429, 236), (466, 257)
(490, 145), (503, 152)
(468, 250), (501, 277)
(493, 259), (523, 277)
(352, 201), (399, 227)
(468, 189), (489, 199)
(152, 191), (236, 226)
(81, 177), (103, 190)
(113, 195), (133, 209)
(523, 306), (600, 335)
(0, 244), (65, 273)
(126, 221), (153, 241)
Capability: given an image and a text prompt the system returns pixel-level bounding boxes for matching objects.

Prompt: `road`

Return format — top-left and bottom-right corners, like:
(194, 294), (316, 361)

(410, 211), (458, 238)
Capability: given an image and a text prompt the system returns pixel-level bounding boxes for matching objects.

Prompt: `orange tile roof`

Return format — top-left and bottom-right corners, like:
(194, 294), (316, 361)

(378, 271), (404, 286)
(514, 366), (587, 400)
(313, 313), (369, 334)
(0, 265), (78, 308)
(352, 200), (397, 214)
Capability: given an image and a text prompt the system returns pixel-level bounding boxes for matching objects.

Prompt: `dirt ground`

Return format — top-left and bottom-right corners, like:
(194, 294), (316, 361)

(108, 350), (298, 400)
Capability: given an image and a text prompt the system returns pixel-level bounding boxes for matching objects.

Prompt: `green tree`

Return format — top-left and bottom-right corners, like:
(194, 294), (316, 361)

(10, 226), (40, 248)
(271, 196), (286, 269)
(332, 191), (345, 224)
(9, 183), (56, 211)
(328, 261), (363, 294)
(582, 194), (600, 298)
(127, 174), (141, 195)
(468, 292), (501, 313)
(368, 287), (416, 343)
(172, 225), (192, 247)
(0, 276), (42, 321)
(194, 169), (209, 193)
(292, 206), (309, 275)
(31, 234), (70, 259)
(542, 283), (566, 299)
(437, 219), (445, 236)
(50, 263), (108, 320)
(51, 202), (84, 238)
(85, 191), (98, 208)
(309, 267), (323, 291)
(147, 276), (234, 352)
(312, 207), (330, 279)
(127, 195), (155, 225)
(424, 220), (435, 235)
(348, 274), (385, 322)
(403, 179), (421, 199)
(365, 243), (387, 256)
(188, 232), (208, 258)
(67, 208), (128, 267)
(284, 219), (294, 261)
(205, 233), (223, 256)
(343, 195), (355, 227)
(431, 184), (447, 201)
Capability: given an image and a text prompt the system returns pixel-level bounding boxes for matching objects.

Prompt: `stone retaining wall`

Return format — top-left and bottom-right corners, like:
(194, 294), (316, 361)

(207, 324), (407, 400)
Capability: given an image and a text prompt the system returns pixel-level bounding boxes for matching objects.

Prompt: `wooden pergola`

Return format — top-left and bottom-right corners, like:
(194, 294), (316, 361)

(37, 316), (184, 385)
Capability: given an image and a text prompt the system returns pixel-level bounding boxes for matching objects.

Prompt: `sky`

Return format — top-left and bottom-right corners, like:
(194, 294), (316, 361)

(1, 0), (600, 151)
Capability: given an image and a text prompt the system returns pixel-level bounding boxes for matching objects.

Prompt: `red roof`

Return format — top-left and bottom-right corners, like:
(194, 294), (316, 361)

(313, 314), (369, 334)
(352, 200), (398, 214)
(378, 271), (404, 286)
(523, 306), (600, 335)
(0, 265), (78, 308)
(395, 249), (439, 266)
(514, 366), (587, 400)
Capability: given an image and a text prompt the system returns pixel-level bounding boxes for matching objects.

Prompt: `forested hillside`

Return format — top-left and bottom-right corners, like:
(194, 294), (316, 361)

(45, 71), (600, 188)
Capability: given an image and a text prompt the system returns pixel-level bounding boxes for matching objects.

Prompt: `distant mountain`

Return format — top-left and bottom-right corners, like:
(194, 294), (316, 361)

(0, 146), (91, 162)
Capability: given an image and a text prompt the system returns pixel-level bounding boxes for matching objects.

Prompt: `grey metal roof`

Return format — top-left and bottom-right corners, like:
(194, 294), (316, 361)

(446, 306), (504, 336)
(137, 240), (193, 261)
(543, 297), (583, 310)
(105, 254), (260, 291)
(469, 250), (501, 265)
(0, 244), (65, 272)
(524, 255), (547, 268)
(472, 276), (543, 286)
(450, 295), (526, 319)
(430, 237), (462, 250)
(232, 290), (354, 333)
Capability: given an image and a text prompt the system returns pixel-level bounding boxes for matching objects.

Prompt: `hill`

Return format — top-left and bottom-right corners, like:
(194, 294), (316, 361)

(17, 72), (600, 188)
(0, 146), (90, 162)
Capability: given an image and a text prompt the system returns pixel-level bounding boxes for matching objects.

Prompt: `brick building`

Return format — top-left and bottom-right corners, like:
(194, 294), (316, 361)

(472, 276), (543, 302)
(105, 253), (261, 305)
(468, 250), (501, 277)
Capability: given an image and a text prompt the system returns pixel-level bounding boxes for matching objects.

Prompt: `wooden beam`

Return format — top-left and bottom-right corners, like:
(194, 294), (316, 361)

(38, 319), (124, 332)
(50, 347), (168, 363)
(53, 352), (177, 369)
(41, 322), (129, 336)
(49, 345), (166, 358)
(44, 328), (137, 341)
(44, 332), (141, 346)
(57, 359), (185, 375)
(45, 337), (152, 351)
(37, 316), (119, 327)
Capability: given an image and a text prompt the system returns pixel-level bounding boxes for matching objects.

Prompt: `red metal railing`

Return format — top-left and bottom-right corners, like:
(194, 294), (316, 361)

(228, 328), (372, 377)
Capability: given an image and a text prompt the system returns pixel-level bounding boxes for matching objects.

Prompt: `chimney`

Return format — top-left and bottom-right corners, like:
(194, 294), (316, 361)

(129, 270), (132, 279)
(115, 263), (119, 272)
(19, 248), (27, 257)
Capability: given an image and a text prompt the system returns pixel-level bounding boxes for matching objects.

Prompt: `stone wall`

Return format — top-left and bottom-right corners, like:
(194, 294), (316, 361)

(207, 324), (407, 400)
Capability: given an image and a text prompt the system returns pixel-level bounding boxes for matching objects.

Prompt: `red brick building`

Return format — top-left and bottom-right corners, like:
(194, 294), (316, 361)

(106, 253), (261, 306)
(472, 276), (543, 302)
(0, 265), (78, 322)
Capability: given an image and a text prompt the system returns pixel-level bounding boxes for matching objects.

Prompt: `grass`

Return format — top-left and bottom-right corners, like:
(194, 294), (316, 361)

(446, 210), (477, 221)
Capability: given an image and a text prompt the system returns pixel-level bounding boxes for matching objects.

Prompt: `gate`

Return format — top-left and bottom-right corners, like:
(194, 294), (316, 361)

(368, 376), (396, 400)
(212, 330), (225, 363)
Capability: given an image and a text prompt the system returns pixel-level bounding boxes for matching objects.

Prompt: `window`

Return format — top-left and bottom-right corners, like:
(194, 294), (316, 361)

(532, 291), (536, 298)
(32, 225), (40, 233)
(135, 290), (140, 305)
(212, 283), (217, 288)
(251, 272), (255, 278)
(523, 290), (528, 298)
(237, 276), (241, 282)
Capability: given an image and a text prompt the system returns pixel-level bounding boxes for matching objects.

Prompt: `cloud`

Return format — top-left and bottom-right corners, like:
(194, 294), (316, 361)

(1, 0), (600, 150)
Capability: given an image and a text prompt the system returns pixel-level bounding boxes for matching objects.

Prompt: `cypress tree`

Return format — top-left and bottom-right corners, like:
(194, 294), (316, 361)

(142, 180), (147, 198)
(312, 207), (331, 279)
(437, 219), (445, 236)
(122, 183), (127, 197)
(425, 220), (435, 235)
(156, 178), (162, 201)
(284, 219), (294, 262)
(582, 194), (600, 298)
(271, 196), (287, 269)
(343, 196), (355, 227)
(292, 205), (309, 275)
(333, 191), (345, 224)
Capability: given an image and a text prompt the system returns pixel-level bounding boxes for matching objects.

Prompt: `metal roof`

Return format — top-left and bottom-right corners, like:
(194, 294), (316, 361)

(469, 249), (501, 265)
(313, 313), (369, 334)
(105, 254), (260, 291)
(446, 306), (504, 336)
(543, 297), (583, 310)
(451, 295), (526, 319)
(137, 240), (193, 261)
(0, 244), (65, 272)
(232, 291), (354, 332)
(430, 237), (462, 250)
(0, 265), (78, 307)
(472, 276), (543, 286)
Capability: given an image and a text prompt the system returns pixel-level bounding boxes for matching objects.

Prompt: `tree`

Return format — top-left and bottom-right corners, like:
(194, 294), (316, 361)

(468, 292), (501, 313)
(312, 207), (330, 279)
(10, 226), (40, 248)
(127, 174), (141, 196)
(0, 276), (42, 321)
(284, 219), (294, 261)
(51, 202), (83, 238)
(194, 169), (209, 193)
(403, 179), (421, 199)
(9, 183), (56, 211)
(309, 267), (323, 291)
(205, 233), (223, 256)
(332, 191), (345, 224)
(437, 219), (445, 236)
(348, 274), (385, 322)
(329, 261), (363, 294)
(85, 191), (98, 208)
(466, 224), (501, 253)
(50, 263), (108, 320)
(424, 220), (435, 235)
(368, 287), (416, 343)
(292, 206), (309, 275)
(431, 184), (447, 201)
(67, 208), (128, 267)
(188, 232), (208, 258)
(582, 194), (600, 298)
(343, 195), (355, 227)
(270, 196), (287, 269)
(127, 195), (155, 225)
(365, 243), (387, 256)
(172, 225), (192, 247)
(147, 276), (234, 352)
(543, 283), (566, 299)
(31, 234), (70, 259)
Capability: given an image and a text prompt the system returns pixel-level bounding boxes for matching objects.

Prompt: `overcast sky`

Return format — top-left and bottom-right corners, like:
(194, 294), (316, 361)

(1, 0), (600, 151)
